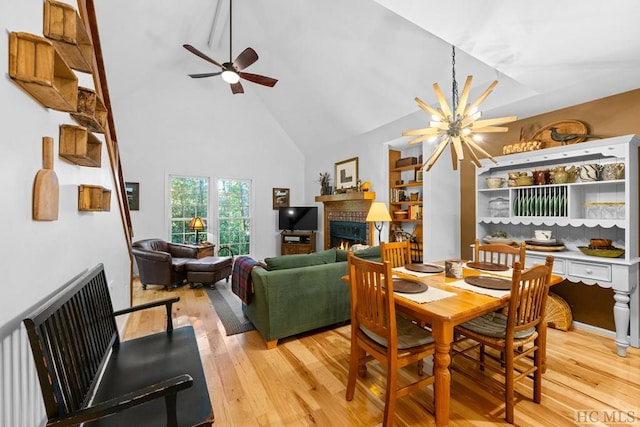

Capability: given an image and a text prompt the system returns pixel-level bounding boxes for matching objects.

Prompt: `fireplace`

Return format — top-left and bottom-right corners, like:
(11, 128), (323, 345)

(329, 221), (367, 249)
(314, 192), (376, 249)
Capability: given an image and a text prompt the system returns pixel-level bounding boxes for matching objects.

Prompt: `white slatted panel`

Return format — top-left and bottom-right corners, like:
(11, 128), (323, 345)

(0, 326), (45, 427)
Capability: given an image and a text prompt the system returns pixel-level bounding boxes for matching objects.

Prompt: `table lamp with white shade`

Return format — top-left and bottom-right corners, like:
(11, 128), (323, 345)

(366, 202), (392, 244)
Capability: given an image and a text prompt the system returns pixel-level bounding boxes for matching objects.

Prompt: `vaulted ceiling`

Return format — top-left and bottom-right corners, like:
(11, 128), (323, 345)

(95, 0), (640, 154)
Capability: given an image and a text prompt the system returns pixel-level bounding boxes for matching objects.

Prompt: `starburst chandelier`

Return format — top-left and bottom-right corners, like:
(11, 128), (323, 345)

(403, 46), (517, 171)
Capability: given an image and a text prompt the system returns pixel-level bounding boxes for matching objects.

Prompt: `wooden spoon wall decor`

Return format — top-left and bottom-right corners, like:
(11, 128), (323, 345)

(33, 136), (59, 220)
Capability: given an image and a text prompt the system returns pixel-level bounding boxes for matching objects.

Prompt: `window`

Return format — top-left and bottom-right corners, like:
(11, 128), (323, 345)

(218, 179), (251, 256)
(169, 176), (209, 244)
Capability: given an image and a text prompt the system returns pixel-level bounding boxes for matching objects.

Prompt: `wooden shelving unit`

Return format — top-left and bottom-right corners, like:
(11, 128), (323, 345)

(8, 32), (78, 112)
(70, 87), (107, 133)
(388, 149), (423, 261)
(43, 0), (93, 73)
(78, 185), (111, 211)
(59, 124), (102, 167)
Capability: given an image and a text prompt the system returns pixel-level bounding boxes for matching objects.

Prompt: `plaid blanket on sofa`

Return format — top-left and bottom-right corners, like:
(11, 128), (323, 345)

(231, 256), (260, 304)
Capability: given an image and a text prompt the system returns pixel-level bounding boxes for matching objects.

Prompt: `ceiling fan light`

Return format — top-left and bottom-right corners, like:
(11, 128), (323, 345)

(222, 70), (240, 83)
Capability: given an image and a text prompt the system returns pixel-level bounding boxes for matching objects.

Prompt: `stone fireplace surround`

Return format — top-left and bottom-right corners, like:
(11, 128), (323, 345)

(314, 192), (376, 250)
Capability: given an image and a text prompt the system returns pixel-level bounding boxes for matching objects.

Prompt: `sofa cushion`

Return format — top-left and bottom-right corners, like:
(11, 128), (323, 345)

(265, 248), (337, 271)
(354, 245), (380, 259)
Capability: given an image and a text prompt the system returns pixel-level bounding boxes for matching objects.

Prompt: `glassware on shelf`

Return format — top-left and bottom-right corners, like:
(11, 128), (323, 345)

(488, 197), (509, 217)
(583, 202), (625, 219)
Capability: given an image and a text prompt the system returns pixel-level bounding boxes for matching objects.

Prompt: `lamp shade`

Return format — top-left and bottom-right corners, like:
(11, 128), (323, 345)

(366, 202), (392, 222)
(188, 217), (205, 230)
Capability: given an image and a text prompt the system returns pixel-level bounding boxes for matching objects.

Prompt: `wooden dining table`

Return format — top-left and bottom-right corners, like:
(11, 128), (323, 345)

(373, 262), (562, 427)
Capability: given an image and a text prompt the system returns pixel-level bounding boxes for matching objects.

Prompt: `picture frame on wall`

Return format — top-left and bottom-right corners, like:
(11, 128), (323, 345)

(335, 157), (358, 190)
(125, 182), (139, 211)
(272, 188), (290, 210)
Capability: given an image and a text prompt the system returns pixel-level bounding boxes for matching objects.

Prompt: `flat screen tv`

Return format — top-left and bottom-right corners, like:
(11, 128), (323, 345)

(278, 206), (318, 231)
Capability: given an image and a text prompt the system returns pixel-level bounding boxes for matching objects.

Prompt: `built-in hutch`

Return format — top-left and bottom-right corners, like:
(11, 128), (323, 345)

(475, 134), (639, 356)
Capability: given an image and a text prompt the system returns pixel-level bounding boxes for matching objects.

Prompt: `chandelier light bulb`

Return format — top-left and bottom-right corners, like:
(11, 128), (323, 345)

(222, 70), (240, 84)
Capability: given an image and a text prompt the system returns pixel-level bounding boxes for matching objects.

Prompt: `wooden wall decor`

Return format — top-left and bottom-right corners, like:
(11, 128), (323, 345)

(33, 137), (59, 221)
(70, 87), (107, 133)
(78, 184), (111, 211)
(59, 124), (102, 167)
(8, 32), (78, 112)
(43, 0), (93, 73)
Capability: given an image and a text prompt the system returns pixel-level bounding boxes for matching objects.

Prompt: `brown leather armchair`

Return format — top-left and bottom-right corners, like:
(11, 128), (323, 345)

(132, 239), (198, 290)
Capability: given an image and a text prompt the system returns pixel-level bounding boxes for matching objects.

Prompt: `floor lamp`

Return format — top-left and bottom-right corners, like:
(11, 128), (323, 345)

(366, 202), (392, 244)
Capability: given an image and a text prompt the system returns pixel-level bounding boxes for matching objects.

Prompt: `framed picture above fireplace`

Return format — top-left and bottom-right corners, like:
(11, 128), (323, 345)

(335, 157), (358, 190)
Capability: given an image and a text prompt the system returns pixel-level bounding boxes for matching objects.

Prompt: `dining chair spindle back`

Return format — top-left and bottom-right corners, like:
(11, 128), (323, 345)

(452, 256), (554, 423)
(474, 238), (526, 268)
(381, 240), (412, 268)
(346, 253), (435, 426)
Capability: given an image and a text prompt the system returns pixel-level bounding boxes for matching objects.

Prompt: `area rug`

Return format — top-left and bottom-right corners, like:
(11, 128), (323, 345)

(205, 280), (255, 336)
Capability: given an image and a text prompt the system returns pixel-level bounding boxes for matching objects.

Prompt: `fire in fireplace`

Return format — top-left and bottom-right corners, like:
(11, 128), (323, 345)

(329, 221), (367, 249)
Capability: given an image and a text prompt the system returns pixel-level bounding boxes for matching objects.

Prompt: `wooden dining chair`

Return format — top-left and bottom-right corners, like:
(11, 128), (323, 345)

(474, 238), (526, 268)
(381, 240), (412, 268)
(452, 256), (554, 424)
(346, 253), (435, 426)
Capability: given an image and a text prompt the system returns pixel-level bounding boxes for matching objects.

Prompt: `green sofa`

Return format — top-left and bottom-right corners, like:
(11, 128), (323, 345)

(241, 246), (380, 348)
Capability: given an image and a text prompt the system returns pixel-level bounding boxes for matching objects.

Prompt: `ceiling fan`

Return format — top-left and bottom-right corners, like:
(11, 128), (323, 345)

(183, 0), (277, 94)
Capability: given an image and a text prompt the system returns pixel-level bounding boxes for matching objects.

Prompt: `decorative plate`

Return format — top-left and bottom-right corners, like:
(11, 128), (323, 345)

(483, 236), (517, 245)
(525, 244), (566, 252)
(404, 263), (444, 273)
(578, 246), (625, 258)
(464, 276), (512, 290)
(466, 261), (509, 272)
(524, 239), (563, 247)
(531, 120), (588, 148)
(529, 238), (556, 244)
(391, 278), (428, 293)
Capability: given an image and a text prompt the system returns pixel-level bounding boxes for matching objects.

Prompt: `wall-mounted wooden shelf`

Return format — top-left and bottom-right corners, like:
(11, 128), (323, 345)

(59, 124), (102, 167)
(43, 0), (93, 73)
(8, 32), (78, 112)
(70, 87), (107, 133)
(78, 185), (111, 211)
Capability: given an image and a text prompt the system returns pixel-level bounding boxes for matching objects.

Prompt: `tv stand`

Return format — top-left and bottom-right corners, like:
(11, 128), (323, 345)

(281, 231), (316, 255)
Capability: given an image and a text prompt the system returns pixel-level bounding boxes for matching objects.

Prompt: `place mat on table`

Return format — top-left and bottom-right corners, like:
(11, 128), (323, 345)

(448, 278), (511, 298)
(390, 278), (428, 293)
(393, 266), (443, 278)
(394, 286), (457, 304)
(465, 261), (509, 271)
(464, 263), (513, 278)
(464, 275), (512, 290)
(404, 263), (444, 273)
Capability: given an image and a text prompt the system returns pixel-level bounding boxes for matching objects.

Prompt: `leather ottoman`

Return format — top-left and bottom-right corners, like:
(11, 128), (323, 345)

(186, 256), (233, 289)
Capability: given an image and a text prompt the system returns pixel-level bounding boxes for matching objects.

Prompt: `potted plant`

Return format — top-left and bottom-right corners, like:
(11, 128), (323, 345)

(318, 172), (331, 195)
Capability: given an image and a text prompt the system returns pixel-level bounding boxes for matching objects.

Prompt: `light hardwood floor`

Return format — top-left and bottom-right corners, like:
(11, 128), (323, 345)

(124, 280), (640, 426)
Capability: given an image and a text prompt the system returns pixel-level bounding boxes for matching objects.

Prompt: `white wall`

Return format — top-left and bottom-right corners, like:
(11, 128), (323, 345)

(304, 110), (461, 258)
(94, 1), (305, 261)
(0, 0), (130, 326)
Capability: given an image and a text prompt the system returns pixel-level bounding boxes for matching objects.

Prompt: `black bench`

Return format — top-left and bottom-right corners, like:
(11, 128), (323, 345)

(23, 263), (214, 427)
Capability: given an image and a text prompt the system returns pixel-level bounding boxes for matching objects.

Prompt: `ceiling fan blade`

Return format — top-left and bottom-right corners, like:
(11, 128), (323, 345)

(183, 44), (223, 68)
(233, 47), (259, 71)
(230, 81), (244, 94)
(239, 72), (278, 87)
(188, 72), (222, 78)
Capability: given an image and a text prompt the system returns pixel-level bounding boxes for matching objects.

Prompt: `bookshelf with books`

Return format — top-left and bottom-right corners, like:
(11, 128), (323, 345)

(389, 148), (423, 261)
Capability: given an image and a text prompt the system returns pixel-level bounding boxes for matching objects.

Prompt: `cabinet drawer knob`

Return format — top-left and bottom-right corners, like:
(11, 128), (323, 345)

(585, 268), (593, 275)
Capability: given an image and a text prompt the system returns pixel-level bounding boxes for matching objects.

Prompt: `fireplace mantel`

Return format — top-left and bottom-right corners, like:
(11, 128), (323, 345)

(314, 192), (376, 203)
(315, 192), (376, 249)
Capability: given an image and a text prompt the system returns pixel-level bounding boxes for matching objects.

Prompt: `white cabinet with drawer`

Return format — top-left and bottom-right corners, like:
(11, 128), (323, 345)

(477, 135), (640, 356)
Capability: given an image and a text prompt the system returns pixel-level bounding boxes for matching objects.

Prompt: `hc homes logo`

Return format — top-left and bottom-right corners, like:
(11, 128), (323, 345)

(575, 410), (637, 424)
